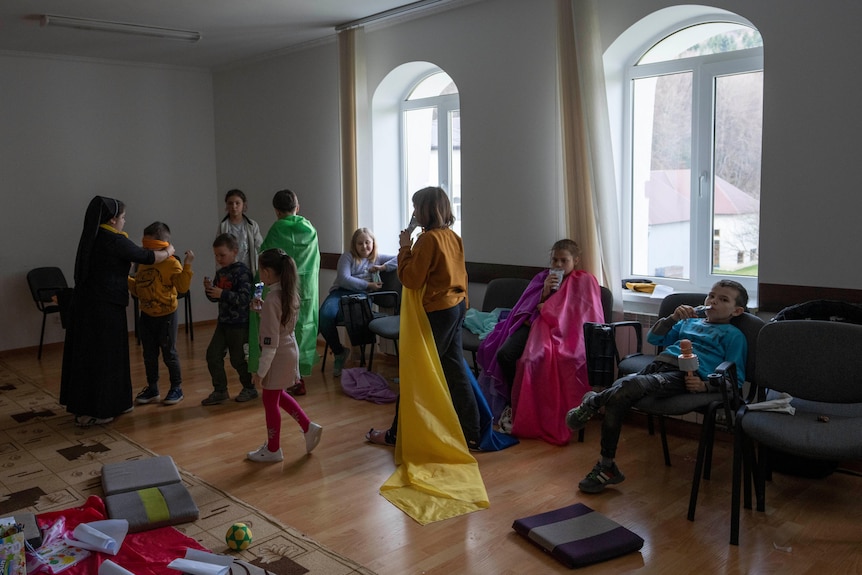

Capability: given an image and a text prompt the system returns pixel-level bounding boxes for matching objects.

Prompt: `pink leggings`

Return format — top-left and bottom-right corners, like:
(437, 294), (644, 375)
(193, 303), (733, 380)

(263, 388), (310, 452)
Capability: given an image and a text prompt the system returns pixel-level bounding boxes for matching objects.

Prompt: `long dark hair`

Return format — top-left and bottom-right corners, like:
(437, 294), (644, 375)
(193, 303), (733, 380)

(258, 248), (298, 326)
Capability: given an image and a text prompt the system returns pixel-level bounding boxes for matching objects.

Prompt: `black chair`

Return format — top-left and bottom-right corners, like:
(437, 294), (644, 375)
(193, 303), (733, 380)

(730, 320), (862, 545)
(321, 269), (402, 371)
(26, 267), (69, 360)
(462, 278), (531, 374)
(350, 269), (401, 371)
(633, 311), (764, 520)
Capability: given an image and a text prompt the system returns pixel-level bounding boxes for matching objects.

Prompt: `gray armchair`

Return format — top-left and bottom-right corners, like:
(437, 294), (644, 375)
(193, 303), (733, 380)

(730, 319), (862, 545)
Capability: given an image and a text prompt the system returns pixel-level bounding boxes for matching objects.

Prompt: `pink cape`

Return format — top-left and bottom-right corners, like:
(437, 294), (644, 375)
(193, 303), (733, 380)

(510, 271), (604, 445)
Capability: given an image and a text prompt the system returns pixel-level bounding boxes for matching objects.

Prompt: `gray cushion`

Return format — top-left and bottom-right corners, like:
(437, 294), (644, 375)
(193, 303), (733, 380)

(105, 482), (199, 533)
(101, 455), (181, 496)
(368, 315), (400, 340)
(634, 392), (722, 416)
(741, 410), (862, 461)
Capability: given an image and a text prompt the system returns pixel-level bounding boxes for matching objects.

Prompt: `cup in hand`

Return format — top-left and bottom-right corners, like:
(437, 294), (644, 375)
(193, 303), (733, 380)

(549, 268), (564, 291)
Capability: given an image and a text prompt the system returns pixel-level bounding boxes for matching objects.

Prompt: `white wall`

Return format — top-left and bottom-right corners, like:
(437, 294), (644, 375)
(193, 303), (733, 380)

(1, 53), (217, 352)
(360, 0), (564, 263)
(4, 0), (862, 352)
(212, 43), (342, 255)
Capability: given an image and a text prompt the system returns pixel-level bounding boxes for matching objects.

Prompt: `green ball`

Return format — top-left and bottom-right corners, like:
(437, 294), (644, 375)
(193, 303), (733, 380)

(225, 522), (253, 551)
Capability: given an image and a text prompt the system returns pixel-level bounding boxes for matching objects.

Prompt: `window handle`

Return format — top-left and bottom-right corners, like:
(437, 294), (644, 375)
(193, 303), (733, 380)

(699, 171), (709, 198)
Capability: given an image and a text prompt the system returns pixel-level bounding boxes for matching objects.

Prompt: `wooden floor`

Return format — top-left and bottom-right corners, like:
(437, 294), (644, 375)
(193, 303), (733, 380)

(3, 325), (861, 574)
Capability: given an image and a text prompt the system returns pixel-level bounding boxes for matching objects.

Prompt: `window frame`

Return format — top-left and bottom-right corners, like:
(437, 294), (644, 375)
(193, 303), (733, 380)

(399, 75), (460, 229)
(622, 26), (763, 298)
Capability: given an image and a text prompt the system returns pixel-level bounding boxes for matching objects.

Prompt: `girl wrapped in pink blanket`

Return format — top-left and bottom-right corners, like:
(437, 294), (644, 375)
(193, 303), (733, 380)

(477, 239), (604, 445)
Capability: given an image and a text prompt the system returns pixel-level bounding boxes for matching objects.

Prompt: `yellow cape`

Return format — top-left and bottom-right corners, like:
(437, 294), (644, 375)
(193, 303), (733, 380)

(379, 287), (489, 525)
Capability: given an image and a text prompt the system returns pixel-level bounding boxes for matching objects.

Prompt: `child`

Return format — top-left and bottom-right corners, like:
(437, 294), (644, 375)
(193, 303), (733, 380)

(128, 221), (194, 406)
(566, 279), (748, 493)
(319, 227), (397, 377)
(217, 189), (263, 278)
(202, 233), (257, 405)
(477, 239), (604, 444)
(366, 186), (480, 450)
(248, 248), (323, 462)
(248, 189), (320, 395)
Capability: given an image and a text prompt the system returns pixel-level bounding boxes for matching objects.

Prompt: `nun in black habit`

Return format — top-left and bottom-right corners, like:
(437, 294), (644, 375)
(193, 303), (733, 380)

(60, 196), (175, 427)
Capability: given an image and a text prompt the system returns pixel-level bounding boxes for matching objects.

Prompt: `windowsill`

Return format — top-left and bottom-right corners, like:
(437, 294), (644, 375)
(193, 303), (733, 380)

(621, 290), (662, 315)
(621, 288), (760, 316)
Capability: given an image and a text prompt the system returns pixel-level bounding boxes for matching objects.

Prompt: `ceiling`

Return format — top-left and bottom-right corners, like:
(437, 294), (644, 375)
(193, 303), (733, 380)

(0, 0), (442, 69)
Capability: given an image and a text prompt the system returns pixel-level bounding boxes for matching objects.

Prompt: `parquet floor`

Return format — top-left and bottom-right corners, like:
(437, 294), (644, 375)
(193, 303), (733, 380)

(3, 324), (861, 574)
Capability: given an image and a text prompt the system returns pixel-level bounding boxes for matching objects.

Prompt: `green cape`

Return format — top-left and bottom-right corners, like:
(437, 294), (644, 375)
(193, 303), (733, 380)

(248, 215), (320, 376)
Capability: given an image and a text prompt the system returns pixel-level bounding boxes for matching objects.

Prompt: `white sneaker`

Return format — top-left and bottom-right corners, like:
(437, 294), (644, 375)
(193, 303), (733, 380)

(499, 406), (513, 434)
(305, 422), (323, 453)
(246, 444), (283, 462)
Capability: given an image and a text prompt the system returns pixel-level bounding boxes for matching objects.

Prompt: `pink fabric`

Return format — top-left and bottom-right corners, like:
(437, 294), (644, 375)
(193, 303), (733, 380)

(35, 496), (207, 575)
(510, 271), (604, 445)
(263, 388), (310, 451)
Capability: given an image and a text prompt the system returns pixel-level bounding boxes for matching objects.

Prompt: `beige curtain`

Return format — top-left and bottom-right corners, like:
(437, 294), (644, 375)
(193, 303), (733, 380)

(557, 0), (623, 312)
(338, 28), (359, 247)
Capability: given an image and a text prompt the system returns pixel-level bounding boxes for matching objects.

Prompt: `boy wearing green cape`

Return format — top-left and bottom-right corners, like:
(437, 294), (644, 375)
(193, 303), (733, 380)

(248, 189), (320, 389)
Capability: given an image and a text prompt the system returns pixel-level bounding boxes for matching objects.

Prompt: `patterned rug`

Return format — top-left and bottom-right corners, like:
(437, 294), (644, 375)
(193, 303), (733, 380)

(0, 359), (375, 575)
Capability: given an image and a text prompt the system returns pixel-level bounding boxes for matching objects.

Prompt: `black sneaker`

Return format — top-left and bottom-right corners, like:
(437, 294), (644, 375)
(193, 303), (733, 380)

(201, 390), (230, 405)
(578, 461), (626, 493)
(163, 387), (184, 405)
(566, 391), (598, 431)
(235, 387), (259, 402)
(135, 387), (160, 404)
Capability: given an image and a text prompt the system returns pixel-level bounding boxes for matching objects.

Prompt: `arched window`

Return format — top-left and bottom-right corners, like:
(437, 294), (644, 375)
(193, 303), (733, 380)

(625, 21), (763, 295)
(401, 71), (461, 234)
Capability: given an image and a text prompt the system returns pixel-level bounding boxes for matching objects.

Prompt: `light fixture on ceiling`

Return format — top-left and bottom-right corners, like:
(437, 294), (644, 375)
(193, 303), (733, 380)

(40, 14), (201, 43)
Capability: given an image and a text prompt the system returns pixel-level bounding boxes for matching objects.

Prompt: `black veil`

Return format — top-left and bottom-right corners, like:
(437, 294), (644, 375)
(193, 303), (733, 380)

(74, 196), (122, 285)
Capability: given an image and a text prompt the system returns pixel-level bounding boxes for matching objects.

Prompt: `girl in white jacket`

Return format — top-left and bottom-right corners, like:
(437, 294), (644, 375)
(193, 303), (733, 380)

(248, 248), (322, 462)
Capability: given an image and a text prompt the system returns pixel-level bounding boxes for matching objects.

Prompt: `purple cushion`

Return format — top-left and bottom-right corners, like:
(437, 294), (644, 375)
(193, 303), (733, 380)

(513, 503), (643, 568)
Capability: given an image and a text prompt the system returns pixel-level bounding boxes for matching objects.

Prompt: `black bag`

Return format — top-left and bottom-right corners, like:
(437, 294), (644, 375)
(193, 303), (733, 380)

(340, 294), (377, 347)
(583, 322), (618, 389)
(772, 299), (862, 324)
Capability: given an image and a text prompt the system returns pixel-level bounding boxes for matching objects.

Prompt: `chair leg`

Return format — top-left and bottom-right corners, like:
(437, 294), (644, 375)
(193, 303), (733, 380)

(730, 423), (744, 545)
(368, 342), (375, 372)
(358, 344), (367, 367)
(688, 403), (719, 521)
(658, 416), (671, 466)
(134, 297), (141, 345)
(38, 313), (47, 360)
(577, 428), (585, 443)
(186, 294), (193, 341)
(754, 442), (767, 512)
(321, 342), (329, 372)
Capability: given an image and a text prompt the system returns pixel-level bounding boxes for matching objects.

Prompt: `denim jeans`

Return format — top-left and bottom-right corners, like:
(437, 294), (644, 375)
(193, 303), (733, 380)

(593, 361), (687, 459)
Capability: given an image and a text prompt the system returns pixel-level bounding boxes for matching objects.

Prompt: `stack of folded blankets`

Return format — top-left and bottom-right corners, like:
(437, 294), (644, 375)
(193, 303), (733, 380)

(101, 455), (199, 533)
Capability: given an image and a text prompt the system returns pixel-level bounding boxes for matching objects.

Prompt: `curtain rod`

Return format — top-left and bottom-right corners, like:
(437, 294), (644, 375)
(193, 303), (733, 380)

(335, 0), (452, 32)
